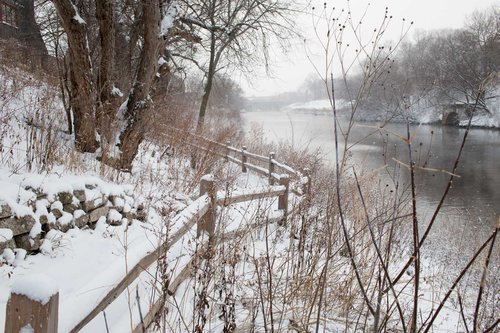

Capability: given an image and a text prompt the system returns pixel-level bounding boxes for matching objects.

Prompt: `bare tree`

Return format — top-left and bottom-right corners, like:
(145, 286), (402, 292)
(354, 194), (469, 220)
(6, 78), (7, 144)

(51, 0), (98, 152)
(35, 0), (74, 133)
(49, 0), (181, 169)
(178, 0), (299, 130)
(388, 7), (499, 116)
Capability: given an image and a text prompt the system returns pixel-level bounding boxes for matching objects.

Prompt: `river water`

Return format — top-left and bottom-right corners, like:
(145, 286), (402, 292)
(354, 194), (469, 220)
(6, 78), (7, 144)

(241, 109), (500, 252)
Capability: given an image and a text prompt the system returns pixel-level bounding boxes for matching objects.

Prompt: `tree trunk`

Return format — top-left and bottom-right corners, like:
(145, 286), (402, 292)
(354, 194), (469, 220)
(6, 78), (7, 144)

(116, 0), (163, 170)
(96, 0), (117, 142)
(197, 74), (214, 131)
(54, 44), (72, 134)
(196, 23), (234, 131)
(197, 32), (217, 131)
(52, 0), (98, 152)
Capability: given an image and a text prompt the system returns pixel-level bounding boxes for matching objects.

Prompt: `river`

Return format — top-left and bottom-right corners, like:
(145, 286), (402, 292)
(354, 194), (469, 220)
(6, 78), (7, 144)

(241, 109), (500, 258)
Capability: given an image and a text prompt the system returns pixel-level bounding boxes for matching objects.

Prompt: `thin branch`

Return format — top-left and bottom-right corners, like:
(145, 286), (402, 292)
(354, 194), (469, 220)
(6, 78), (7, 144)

(422, 231), (497, 333)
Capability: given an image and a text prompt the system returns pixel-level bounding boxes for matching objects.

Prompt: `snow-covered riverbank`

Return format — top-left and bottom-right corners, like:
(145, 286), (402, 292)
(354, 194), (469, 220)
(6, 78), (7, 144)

(284, 99), (500, 128)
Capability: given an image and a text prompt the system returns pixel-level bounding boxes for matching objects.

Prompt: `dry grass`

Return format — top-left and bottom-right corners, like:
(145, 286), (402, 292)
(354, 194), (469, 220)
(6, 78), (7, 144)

(0, 63), (70, 173)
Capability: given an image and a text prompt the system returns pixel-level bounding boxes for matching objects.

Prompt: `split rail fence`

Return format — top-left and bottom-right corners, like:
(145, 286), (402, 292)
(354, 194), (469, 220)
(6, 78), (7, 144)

(4, 129), (311, 333)
(163, 126), (312, 198)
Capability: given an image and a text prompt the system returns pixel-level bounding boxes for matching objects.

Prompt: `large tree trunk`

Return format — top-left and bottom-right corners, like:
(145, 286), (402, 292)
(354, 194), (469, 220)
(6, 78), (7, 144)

(52, 0), (98, 152)
(116, 0), (164, 170)
(54, 0), (176, 168)
(96, 0), (117, 142)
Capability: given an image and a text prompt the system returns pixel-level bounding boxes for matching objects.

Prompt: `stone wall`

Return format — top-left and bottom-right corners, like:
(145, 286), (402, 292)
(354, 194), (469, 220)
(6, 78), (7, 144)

(0, 183), (146, 254)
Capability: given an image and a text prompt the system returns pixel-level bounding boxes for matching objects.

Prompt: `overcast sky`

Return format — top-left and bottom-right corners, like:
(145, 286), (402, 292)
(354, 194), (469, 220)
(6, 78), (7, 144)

(238, 0), (499, 97)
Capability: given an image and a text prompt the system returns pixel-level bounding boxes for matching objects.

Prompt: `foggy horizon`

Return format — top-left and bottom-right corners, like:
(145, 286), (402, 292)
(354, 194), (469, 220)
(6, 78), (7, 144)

(239, 0), (499, 98)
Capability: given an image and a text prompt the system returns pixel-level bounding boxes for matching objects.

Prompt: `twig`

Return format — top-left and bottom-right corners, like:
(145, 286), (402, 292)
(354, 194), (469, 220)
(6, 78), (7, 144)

(482, 318), (499, 333)
(353, 170), (407, 333)
(422, 231), (496, 333)
(136, 287), (146, 333)
(103, 311), (110, 333)
(329, 73), (376, 320)
(391, 158), (461, 177)
(387, 86), (487, 294)
(457, 291), (470, 333)
(406, 119), (420, 333)
(472, 218), (499, 332)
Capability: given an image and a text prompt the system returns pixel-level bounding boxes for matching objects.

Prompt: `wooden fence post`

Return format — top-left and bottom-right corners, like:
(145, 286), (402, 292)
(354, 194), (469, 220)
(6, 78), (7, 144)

(278, 174), (290, 219)
(5, 283), (59, 333)
(268, 152), (275, 185)
(198, 175), (216, 238)
(225, 141), (230, 162)
(241, 146), (247, 173)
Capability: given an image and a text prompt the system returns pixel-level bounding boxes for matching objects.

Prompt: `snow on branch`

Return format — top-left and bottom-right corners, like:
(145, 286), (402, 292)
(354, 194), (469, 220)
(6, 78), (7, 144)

(71, 2), (86, 25)
(160, 1), (178, 37)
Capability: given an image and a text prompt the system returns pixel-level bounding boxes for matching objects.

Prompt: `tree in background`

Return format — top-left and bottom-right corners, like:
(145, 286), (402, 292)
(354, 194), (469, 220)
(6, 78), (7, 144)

(447, 8), (499, 109)
(384, 7), (499, 118)
(178, 0), (299, 130)
(314, 6), (499, 122)
(209, 74), (247, 112)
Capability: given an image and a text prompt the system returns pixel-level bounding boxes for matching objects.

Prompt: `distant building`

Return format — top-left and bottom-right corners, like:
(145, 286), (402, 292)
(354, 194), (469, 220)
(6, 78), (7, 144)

(0, 0), (47, 65)
(0, 1), (18, 27)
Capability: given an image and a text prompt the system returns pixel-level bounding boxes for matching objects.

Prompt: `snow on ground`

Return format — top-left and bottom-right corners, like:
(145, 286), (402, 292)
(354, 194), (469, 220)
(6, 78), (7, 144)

(0, 208), (158, 330)
(0, 151), (291, 332)
(460, 113), (500, 128)
(0, 164), (160, 331)
(285, 97), (500, 129)
(287, 99), (349, 111)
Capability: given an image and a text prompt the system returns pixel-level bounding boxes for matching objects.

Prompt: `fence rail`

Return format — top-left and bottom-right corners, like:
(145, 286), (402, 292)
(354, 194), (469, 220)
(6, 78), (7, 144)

(5, 128), (311, 332)
(161, 126), (311, 195)
(68, 194), (211, 333)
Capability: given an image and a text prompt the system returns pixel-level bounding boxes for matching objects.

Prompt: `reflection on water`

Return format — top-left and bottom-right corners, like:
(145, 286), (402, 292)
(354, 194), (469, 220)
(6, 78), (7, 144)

(241, 109), (500, 236)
